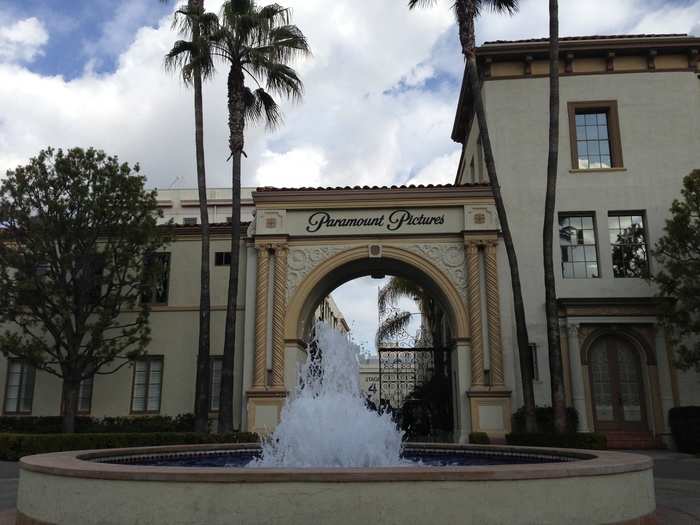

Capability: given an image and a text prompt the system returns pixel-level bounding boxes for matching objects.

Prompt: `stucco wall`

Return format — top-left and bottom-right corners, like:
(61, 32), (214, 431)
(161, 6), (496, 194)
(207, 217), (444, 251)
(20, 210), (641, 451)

(459, 70), (700, 407)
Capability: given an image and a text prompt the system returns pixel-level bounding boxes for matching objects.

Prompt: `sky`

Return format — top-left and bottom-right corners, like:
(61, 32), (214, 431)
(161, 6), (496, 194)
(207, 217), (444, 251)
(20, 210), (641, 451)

(0, 0), (698, 351)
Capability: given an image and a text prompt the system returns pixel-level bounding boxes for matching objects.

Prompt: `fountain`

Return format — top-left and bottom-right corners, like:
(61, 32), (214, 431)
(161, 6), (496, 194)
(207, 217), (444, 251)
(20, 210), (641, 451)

(16, 324), (656, 524)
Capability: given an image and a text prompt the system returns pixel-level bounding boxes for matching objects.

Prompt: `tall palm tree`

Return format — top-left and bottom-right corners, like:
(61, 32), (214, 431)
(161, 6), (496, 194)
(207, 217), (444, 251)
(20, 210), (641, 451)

(409, 0), (537, 432)
(543, 0), (567, 433)
(375, 277), (438, 347)
(164, 0), (219, 433)
(212, 0), (310, 432)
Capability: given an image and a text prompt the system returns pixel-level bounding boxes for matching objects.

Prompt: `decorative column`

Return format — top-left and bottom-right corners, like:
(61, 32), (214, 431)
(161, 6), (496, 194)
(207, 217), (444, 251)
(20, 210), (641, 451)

(484, 241), (504, 386)
(466, 241), (484, 386)
(271, 245), (288, 388)
(567, 323), (589, 432)
(253, 245), (270, 388)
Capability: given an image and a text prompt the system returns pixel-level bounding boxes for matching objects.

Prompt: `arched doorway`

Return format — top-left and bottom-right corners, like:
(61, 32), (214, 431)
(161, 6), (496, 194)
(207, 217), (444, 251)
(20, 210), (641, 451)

(285, 247), (468, 441)
(589, 334), (648, 432)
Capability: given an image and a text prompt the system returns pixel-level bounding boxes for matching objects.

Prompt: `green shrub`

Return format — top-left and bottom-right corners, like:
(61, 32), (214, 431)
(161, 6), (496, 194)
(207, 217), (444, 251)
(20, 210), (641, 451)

(505, 432), (606, 450)
(469, 432), (490, 445)
(0, 431), (258, 461)
(511, 406), (579, 434)
(669, 406), (700, 454)
(0, 414), (198, 434)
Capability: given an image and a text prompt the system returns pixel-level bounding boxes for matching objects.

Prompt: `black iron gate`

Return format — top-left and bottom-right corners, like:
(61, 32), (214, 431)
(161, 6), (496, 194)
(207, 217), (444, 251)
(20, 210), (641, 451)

(378, 347), (453, 440)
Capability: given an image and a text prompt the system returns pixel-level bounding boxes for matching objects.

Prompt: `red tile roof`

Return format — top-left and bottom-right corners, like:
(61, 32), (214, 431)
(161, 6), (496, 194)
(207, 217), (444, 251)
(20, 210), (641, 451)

(254, 183), (487, 192)
(483, 34), (689, 45)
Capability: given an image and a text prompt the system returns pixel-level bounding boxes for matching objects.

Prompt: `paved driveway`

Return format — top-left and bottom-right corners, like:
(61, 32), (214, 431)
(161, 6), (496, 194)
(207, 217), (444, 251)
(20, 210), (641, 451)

(0, 452), (698, 523)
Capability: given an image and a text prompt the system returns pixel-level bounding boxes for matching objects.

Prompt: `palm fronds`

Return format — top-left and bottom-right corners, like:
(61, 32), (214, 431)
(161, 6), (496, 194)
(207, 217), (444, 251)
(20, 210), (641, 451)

(375, 311), (413, 348)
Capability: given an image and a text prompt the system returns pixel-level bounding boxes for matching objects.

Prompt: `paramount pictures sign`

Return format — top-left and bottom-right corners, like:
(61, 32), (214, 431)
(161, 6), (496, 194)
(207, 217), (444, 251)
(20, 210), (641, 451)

(287, 208), (464, 236)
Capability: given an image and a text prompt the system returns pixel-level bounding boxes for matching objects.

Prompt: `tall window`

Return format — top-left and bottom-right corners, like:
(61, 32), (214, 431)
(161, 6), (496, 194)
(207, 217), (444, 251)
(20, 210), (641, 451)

(559, 214), (599, 279)
(209, 357), (223, 412)
(568, 101), (623, 170)
(4, 360), (35, 414)
(61, 376), (94, 414)
(609, 213), (648, 278)
(141, 253), (171, 305)
(183, 217), (198, 225)
(131, 357), (163, 413)
(529, 343), (539, 381)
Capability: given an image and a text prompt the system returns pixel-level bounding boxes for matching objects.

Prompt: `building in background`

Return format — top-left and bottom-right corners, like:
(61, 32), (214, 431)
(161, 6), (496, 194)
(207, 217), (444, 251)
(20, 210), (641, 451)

(453, 33), (700, 447)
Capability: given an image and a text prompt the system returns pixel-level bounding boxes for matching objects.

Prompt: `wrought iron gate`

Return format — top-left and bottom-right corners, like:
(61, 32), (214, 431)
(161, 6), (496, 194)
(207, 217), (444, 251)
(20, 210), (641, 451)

(378, 347), (453, 440)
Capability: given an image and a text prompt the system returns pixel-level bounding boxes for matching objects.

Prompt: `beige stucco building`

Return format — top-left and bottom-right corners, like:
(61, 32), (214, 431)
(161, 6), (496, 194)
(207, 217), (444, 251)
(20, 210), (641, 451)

(1, 34), (699, 448)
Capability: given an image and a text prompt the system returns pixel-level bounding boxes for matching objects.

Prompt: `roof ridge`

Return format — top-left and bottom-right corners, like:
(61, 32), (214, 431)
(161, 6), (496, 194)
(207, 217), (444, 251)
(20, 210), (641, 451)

(482, 33), (691, 45)
(255, 183), (489, 192)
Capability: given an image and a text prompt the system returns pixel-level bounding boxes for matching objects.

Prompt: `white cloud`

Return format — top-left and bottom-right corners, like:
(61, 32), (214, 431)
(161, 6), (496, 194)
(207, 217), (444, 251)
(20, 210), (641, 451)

(407, 149), (461, 186)
(0, 17), (48, 63)
(255, 146), (327, 187)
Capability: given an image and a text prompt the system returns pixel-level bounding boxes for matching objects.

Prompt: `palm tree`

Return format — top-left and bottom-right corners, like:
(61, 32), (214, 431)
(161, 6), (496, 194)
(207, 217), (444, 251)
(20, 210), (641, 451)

(408, 0), (537, 432)
(543, 0), (567, 433)
(164, 0), (219, 433)
(375, 277), (439, 348)
(212, 0), (310, 432)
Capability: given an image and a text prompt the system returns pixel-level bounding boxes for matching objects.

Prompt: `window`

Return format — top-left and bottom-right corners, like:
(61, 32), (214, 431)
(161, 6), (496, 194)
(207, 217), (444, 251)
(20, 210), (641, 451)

(131, 357), (163, 413)
(215, 252), (231, 266)
(226, 217), (233, 224)
(609, 213), (648, 278)
(559, 214), (599, 279)
(77, 255), (105, 305)
(4, 360), (35, 414)
(209, 357), (223, 412)
(469, 156), (476, 183)
(529, 343), (539, 381)
(568, 101), (623, 170)
(141, 253), (171, 305)
(61, 376), (93, 414)
(183, 217), (198, 225)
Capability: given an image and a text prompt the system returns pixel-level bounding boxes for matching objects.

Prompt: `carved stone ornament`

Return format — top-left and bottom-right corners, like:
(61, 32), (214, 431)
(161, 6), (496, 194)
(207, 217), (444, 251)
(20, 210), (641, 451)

(405, 243), (467, 299)
(286, 245), (350, 301)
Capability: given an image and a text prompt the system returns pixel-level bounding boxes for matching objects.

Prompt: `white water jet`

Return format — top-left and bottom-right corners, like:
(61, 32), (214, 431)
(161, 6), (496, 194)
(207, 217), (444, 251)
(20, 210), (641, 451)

(253, 323), (404, 468)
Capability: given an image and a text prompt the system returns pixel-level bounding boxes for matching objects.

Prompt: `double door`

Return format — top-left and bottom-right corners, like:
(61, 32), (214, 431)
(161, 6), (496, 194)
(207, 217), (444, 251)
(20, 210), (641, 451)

(589, 336), (647, 431)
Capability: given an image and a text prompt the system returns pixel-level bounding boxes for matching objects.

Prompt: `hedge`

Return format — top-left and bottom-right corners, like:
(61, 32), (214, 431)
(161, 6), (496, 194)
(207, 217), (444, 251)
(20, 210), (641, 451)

(468, 432), (490, 445)
(0, 431), (258, 461)
(512, 406), (579, 434)
(0, 414), (197, 434)
(506, 432), (607, 450)
(669, 406), (700, 454)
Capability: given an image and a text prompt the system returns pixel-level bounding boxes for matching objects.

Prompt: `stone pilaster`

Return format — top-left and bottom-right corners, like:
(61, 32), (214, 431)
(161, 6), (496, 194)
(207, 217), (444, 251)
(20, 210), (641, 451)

(484, 241), (504, 386)
(271, 245), (288, 388)
(466, 241), (484, 386)
(253, 245), (270, 388)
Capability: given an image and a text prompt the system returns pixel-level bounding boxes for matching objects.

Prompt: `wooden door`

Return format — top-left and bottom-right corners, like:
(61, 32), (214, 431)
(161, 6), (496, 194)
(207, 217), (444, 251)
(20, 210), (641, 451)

(589, 335), (647, 431)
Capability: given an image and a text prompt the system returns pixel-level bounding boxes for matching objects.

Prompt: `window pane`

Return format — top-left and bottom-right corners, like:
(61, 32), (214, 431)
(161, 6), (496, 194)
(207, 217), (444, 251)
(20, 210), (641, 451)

(600, 141), (610, 155)
(570, 216), (583, 229)
(588, 141), (600, 155)
(600, 155), (611, 168)
(581, 216), (594, 229)
(586, 262), (599, 278)
(78, 377), (93, 413)
(578, 157), (589, 169)
(575, 114), (586, 126)
(598, 125), (608, 139)
(619, 216), (632, 229)
(609, 212), (648, 278)
(562, 262), (574, 279)
(597, 113), (607, 126)
(559, 214), (598, 279)
(19, 366), (34, 413)
(585, 114), (597, 126)
(577, 141), (588, 156)
(586, 126), (599, 140)
(573, 262), (587, 278)
(589, 155), (601, 168)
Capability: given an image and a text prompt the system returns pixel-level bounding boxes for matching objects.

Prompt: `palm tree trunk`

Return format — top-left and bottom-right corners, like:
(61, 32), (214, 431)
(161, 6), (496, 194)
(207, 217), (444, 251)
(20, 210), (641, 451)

(456, 0), (537, 433)
(219, 65), (244, 433)
(61, 378), (80, 433)
(544, 0), (567, 434)
(190, 0), (211, 434)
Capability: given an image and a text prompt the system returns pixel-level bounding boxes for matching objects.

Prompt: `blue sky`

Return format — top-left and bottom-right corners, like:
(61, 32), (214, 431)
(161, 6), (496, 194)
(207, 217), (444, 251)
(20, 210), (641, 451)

(0, 0), (698, 349)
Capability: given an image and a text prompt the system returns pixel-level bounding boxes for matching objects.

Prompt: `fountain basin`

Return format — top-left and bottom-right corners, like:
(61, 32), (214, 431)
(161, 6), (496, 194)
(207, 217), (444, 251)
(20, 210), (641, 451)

(17, 443), (655, 525)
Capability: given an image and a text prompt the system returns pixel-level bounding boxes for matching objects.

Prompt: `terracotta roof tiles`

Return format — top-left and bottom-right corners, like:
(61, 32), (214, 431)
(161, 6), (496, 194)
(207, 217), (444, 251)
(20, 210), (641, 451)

(254, 183), (487, 192)
(483, 33), (689, 45)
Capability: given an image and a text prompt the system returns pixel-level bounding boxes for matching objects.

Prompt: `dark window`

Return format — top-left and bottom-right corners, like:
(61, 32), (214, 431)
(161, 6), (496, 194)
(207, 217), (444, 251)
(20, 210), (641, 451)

(568, 101), (623, 170)
(183, 217), (198, 225)
(529, 343), (539, 381)
(209, 357), (223, 412)
(4, 360), (35, 414)
(76, 255), (105, 305)
(559, 214), (599, 279)
(215, 252), (231, 266)
(131, 357), (163, 413)
(141, 253), (170, 305)
(15, 263), (50, 307)
(609, 213), (648, 278)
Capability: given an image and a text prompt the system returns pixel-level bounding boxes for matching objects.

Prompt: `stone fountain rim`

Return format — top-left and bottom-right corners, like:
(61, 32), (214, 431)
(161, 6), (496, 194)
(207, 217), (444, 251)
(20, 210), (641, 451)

(19, 443), (652, 483)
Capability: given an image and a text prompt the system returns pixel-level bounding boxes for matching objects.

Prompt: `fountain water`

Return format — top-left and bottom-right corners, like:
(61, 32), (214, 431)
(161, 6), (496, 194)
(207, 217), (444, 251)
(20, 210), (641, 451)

(254, 323), (404, 468)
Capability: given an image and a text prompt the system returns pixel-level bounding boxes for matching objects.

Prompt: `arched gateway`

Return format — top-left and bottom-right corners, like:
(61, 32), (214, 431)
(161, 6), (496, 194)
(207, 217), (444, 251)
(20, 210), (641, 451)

(244, 184), (513, 442)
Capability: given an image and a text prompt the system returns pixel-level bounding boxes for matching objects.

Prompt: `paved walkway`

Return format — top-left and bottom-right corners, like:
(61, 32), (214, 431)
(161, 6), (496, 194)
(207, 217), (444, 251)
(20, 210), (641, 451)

(0, 452), (697, 524)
